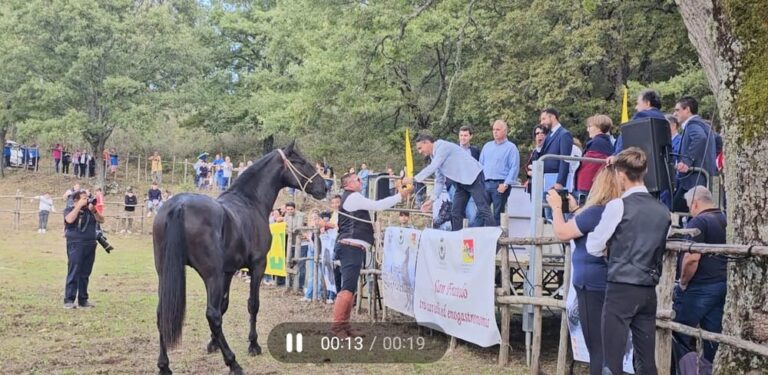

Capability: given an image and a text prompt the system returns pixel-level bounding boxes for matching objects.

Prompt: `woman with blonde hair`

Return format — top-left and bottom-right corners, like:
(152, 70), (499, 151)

(546, 165), (621, 375)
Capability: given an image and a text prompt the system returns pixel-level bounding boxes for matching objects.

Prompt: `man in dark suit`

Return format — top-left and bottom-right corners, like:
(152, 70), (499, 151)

(672, 96), (717, 212)
(614, 88), (668, 155)
(456, 125), (481, 227)
(458, 125), (481, 160)
(538, 108), (574, 191)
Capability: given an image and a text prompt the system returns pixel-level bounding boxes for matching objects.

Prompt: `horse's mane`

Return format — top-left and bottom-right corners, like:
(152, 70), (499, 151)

(218, 149), (280, 205)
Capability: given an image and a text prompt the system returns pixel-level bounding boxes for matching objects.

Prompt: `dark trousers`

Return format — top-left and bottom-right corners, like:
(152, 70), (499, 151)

(672, 187), (689, 213)
(298, 244), (309, 288)
(62, 162), (70, 174)
(602, 282), (658, 375)
(333, 243), (366, 294)
(79, 163), (87, 177)
(576, 286), (606, 375)
(484, 180), (511, 224)
(451, 172), (495, 231)
(672, 281), (726, 365)
(54, 158), (61, 173)
(64, 240), (97, 304)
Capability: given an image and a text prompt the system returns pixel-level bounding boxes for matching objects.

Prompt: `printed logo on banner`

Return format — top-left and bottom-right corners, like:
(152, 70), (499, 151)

(462, 239), (475, 264)
(438, 237), (446, 261)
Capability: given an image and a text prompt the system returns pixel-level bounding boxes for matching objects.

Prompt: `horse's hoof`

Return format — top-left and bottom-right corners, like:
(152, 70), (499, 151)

(206, 340), (219, 354)
(248, 343), (262, 356)
(158, 366), (172, 375)
(229, 365), (244, 375)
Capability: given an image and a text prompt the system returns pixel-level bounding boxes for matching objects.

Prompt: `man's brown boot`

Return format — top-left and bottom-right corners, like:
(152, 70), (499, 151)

(337, 291), (366, 337)
(330, 291), (352, 338)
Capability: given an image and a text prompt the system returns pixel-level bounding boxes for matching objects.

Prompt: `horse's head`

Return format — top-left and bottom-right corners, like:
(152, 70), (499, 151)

(278, 142), (327, 199)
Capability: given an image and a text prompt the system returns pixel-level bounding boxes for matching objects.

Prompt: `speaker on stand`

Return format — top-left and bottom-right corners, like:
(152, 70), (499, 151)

(620, 117), (674, 194)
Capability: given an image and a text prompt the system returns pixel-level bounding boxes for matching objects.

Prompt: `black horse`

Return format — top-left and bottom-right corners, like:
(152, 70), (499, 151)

(153, 143), (326, 374)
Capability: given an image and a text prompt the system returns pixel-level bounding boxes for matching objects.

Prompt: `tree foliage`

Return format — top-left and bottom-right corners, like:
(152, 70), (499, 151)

(4, 0), (711, 173)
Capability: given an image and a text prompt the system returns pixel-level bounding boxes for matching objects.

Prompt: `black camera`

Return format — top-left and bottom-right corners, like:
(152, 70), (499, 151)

(97, 231), (114, 253)
(87, 195), (97, 206)
(557, 190), (571, 214)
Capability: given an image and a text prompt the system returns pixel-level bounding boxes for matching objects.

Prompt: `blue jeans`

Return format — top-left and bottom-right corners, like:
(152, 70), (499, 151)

(672, 281), (726, 364)
(303, 246), (325, 299)
(484, 180), (510, 225)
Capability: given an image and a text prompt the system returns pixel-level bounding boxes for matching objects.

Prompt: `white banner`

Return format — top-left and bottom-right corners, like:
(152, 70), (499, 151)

(414, 227), (502, 347)
(381, 227), (420, 317)
(319, 229), (338, 295)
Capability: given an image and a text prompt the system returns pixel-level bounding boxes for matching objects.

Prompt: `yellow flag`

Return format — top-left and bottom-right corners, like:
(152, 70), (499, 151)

(404, 128), (414, 178)
(621, 86), (629, 124)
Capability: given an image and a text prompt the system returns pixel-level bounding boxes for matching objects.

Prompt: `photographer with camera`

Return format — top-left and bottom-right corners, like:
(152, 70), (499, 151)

(62, 190), (106, 309)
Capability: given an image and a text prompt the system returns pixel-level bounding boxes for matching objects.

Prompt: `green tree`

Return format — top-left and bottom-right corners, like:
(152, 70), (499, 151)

(677, 0), (768, 372)
(10, 0), (209, 186)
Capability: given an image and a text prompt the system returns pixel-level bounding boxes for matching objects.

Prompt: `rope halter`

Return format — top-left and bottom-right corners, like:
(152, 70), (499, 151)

(276, 148), (321, 194)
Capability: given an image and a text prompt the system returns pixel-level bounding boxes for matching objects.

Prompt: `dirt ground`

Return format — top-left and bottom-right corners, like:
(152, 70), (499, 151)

(0, 171), (581, 374)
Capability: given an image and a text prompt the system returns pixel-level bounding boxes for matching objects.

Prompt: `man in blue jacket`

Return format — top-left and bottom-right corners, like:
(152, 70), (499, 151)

(538, 108), (573, 192)
(672, 96), (717, 212)
(614, 89), (667, 155)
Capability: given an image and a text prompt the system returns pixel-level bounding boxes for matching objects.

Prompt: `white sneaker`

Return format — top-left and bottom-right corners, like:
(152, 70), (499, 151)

(299, 297), (311, 302)
(326, 299), (334, 305)
(37, 229), (42, 233)
(147, 212), (152, 217)
(120, 230), (126, 234)
(127, 230), (132, 234)
(42, 229), (46, 233)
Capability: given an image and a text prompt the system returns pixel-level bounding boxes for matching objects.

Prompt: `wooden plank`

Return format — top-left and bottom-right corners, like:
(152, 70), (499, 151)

(531, 243), (543, 375)
(499, 243), (511, 366)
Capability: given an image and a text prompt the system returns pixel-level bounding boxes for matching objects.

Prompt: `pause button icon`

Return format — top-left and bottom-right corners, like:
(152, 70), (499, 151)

(285, 333), (303, 353)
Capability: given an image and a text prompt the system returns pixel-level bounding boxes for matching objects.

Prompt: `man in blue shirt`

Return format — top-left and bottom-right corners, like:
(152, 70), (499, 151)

(479, 120), (520, 224)
(403, 134), (495, 230)
(357, 163), (370, 198)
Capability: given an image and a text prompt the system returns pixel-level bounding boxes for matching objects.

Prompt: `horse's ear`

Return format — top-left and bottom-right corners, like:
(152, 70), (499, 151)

(283, 140), (296, 154)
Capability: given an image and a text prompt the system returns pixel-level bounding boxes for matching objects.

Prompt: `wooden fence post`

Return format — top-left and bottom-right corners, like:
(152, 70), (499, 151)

(125, 153), (130, 183)
(498, 242), (511, 366)
(171, 155), (176, 185)
(183, 159), (188, 185)
(655, 251), (678, 373)
(136, 154), (141, 183)
(14, 190), (22, 231)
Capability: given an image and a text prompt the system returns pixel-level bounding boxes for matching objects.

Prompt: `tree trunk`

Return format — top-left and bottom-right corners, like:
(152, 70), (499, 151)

(676, 1), (768, 373)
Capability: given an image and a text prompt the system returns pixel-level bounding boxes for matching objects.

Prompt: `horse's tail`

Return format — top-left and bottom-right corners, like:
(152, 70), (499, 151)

(158, 205), (187, 349)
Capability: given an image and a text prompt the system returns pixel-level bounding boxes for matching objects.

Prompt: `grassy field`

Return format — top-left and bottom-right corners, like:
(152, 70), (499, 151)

(0, 230), (565, 375)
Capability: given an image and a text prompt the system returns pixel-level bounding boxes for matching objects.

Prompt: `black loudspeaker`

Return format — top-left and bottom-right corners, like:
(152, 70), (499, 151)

(621, 117), (673, 193)
(373, 173), (395, 200)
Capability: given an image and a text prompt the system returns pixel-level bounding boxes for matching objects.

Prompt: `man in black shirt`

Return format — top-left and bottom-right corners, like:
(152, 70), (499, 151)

(122, 187), (137, 233)
(673, 186), (727, 366)
(63, 190), (104, 309)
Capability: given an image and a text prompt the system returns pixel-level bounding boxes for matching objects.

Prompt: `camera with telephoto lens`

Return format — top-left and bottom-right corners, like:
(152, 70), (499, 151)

(558, 189), (571, 214)
(87, 195), (97, 206)
(97, 231), (114, 253)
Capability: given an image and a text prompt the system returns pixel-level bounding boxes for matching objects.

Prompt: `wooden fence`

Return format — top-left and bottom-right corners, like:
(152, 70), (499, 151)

(13, 152), (259, 187)
(279, 218), (768, 375)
